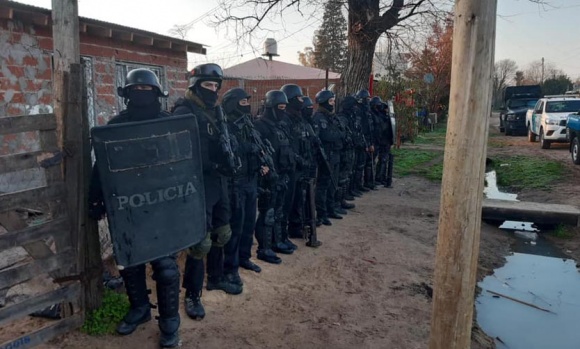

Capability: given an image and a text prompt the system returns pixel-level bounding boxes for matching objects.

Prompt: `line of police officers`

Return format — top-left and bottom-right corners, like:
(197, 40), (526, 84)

(89, 64), (395, 348)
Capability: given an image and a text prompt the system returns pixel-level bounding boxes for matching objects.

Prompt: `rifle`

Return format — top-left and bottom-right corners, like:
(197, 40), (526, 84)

(362, 133), (376, 187)
(304, 122), (338, 190)
(302, 177), (321, 248)
(232, 114), (276, 173)
(215, 106), (241, 174)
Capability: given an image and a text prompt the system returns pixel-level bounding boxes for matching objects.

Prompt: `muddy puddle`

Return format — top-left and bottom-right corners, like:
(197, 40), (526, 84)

(476, 171), (580, 349)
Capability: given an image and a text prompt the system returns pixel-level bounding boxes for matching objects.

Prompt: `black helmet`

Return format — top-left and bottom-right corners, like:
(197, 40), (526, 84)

(280, 84), (304, 100)
(315, 90), (335, 104)
(340, 95), (357, 110)
(303, 96), (314, 108)
(221, 88), (251, 115)
(265, 90), (288, 108)
(370, 96), (382, 106)
(188, 63), (223, 90)
(117, 68), (166, 98)
(356, 89), (370, 100)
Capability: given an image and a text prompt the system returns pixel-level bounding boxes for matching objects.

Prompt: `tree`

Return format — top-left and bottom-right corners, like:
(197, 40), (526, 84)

(523, 59), (564, 85)
(515, 71), (524, 86)
(168, 24), (191, 40)
(214, 0), (443, 96)
(313, 0), (347, 72)
(492, 59), (517, 108)
(542, 74), (573, 95)
(297, 46), (317, 67)
(405, 18), (453, 112)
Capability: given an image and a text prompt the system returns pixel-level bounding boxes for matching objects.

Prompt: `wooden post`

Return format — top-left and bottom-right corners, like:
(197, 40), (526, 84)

(429, 1), (497, 348)
(53, 0), (102, 314)
(52, 0), (80, 146)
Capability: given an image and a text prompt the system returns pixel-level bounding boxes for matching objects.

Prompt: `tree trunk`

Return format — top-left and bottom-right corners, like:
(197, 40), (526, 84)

(339, 34), (379, 97)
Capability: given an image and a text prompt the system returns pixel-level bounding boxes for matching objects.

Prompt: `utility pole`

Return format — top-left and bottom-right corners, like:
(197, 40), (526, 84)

(541, 57), (545, 84)
(428, 0), (497, 348)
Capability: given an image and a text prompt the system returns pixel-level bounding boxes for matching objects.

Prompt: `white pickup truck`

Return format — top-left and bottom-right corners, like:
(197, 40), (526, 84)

(526, 96), (580, 149)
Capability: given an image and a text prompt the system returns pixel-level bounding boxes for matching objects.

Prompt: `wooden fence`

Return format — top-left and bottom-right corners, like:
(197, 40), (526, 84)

(0, 64), (101, 348)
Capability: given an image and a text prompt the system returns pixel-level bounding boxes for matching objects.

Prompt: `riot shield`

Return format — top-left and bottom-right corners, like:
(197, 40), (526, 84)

(91, 114), (205, 268)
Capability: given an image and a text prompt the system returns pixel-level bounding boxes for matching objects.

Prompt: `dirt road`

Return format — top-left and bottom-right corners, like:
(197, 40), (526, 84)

(34, 114), (578, 349)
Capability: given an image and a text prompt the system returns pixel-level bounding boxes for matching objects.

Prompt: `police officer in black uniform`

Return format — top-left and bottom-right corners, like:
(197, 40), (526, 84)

(302, 96), (315, 122)
(172, 64), (240, 321)
(313, 90), (344, 226)
(221, 88), (269, 284)
(88, 68), (180, 348)
(354, 89), (374, 192)
(377, 101), (395, 188)
(254, 90), (296, 262)
(280, 84), (314, 243)
(336, 96), (358, 208)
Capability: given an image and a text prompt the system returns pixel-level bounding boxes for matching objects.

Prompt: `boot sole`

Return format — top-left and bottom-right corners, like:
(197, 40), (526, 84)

(160, 336), (181, 348)
(116, 314), (152, 335)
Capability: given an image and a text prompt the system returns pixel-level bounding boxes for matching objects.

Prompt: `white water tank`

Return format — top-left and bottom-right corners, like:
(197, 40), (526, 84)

(263, 38), (279, 58)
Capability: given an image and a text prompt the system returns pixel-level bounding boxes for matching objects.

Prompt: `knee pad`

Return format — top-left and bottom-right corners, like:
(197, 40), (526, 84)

(188, 233), (211, 259)
(153, 258), (180, 285)
(264, 208), (275, 226)
(212, 224), (232, 247)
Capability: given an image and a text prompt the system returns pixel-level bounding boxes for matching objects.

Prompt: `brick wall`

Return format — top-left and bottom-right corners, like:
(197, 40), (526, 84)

(221, 78), (340, 115)
(0, 17), (188, 123)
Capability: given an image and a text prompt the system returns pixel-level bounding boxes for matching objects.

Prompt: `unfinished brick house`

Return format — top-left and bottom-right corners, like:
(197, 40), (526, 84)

(221, 57), (341, 114)
(0, 0), (205, 156)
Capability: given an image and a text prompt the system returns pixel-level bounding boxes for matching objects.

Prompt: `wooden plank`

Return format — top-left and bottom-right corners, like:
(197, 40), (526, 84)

(0, 313), (82, 348)
(0, 183), (65, 213)
(0, 249), (75, 289)
(39, 130), (59, 152)
(65, 64), (103, 312)
(428, 1), (497, 348)
(0, 218), (69, 252)
(0, 114), (56, 135)
(0, 150), (62, 174)
(0, 283), (80, 326)
(482, 199), (580, 226)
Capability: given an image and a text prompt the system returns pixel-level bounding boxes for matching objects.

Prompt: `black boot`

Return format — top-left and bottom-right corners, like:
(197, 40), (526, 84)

(239, 259), (262, 273)
(257, 248), (282, 264)
(281, 224), (297, 251)
(341, 186), (355, 209)
(153, 258), (181, 348)
(328, 211), (343, 219)
(256, 218), (282, 264)
(272, 222), (294, 255)
(183, 256), (205, 320)
(117, 265), (151, 335)
(206, 246), (242, 294)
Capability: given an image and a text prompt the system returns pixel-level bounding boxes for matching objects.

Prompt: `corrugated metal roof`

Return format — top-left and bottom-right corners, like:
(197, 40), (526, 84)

(223, 58), (341, 80)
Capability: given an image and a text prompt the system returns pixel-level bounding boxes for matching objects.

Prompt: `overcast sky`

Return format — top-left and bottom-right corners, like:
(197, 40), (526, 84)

(16, 0), (580, 79)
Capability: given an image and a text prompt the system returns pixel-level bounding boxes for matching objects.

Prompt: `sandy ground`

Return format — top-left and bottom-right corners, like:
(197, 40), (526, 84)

(6, 113), (579, 349)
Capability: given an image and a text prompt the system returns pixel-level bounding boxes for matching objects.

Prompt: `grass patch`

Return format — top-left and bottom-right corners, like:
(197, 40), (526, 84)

(392, 148), (442, 176)
(488, 139), (507, 148)
(550, 224), (575, 239)
(413, 124), (447, 146)
(491, 155), (564, 190)
(82, 289), (130, 336)
(420, 163), (444, 181)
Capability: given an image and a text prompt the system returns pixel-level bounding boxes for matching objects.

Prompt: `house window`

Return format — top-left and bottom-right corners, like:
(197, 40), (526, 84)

(115, 63), (167, 111)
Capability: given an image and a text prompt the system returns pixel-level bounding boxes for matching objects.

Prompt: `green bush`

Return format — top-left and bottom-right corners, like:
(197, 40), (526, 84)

(82, 289), (130, 336)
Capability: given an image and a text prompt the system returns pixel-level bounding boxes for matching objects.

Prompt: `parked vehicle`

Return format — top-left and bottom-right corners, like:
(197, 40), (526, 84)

(499, 85), (541, 135)
(526, 96), (580, 149)
(566, 112), (580, 164)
